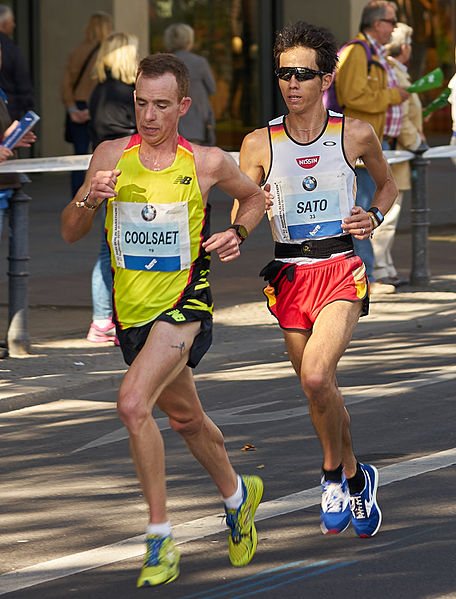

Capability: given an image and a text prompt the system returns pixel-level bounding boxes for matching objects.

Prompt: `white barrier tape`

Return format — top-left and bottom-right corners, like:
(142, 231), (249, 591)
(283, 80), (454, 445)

(423, 144), (456, 159)
(0, 145), (453, 174)
(0, 154), (92, 173)
(382, 149), (415, 164)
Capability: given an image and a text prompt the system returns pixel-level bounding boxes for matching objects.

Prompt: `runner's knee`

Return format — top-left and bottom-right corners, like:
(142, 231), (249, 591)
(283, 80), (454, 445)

(117, 386), (150, 432)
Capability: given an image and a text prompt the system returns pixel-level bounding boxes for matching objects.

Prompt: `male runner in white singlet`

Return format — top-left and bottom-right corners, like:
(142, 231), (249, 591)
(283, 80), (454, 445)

(239, 21), (398, 538)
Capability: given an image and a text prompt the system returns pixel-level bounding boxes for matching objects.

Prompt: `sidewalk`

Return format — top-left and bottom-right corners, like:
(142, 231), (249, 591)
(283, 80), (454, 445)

(1, 226), (455, 413)
(0, 169), (455, 412)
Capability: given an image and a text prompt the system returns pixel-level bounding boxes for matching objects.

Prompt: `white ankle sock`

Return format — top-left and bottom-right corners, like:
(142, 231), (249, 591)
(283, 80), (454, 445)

(146, 521), (172, 538)
(223, 475), (244, 510)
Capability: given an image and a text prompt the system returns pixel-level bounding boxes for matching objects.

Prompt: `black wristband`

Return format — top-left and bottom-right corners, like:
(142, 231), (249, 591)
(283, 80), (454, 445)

(368, 206), (384, 227)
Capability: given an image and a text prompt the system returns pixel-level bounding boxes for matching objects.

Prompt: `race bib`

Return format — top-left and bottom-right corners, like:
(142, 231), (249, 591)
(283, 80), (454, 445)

(111, 201), (191, 271)
(269, 172), (351, 241)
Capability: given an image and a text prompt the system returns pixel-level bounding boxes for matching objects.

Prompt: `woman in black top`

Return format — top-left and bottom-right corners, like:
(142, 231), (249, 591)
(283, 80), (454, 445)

(86, 32), (138, 345)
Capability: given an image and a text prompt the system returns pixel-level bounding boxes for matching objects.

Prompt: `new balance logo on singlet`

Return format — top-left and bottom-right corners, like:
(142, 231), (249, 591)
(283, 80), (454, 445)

(174, 175), (193, 185)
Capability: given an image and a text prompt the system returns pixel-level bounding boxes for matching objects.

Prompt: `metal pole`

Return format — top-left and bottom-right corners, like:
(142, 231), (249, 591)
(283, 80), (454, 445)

(7, 175), (31, 356)
(409, 147), (430, 286)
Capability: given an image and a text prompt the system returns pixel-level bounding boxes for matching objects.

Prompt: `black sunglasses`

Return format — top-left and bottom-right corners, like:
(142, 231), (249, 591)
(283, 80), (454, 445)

(380, 18), (397, 26)
(276, 66), (329, 82)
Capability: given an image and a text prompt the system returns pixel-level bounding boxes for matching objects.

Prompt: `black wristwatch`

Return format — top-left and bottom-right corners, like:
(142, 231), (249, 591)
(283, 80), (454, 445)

(228, 224), (249, 244)
(367, 206), (384, 229)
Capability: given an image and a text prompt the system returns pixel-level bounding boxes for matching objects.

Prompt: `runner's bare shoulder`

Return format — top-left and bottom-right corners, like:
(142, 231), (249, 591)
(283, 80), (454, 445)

(89, 136), (132, 172)
(343, 117), (379, 166)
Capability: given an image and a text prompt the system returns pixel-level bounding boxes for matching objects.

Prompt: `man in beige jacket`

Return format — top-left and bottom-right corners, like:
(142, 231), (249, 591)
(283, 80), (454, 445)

(372, 23), (426, 286)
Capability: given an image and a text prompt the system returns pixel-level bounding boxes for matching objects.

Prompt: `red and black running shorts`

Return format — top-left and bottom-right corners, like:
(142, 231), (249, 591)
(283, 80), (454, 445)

(261, 254), (369, 331)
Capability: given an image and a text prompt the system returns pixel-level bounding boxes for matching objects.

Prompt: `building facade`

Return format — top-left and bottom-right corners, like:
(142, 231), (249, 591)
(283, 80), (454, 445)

(5, 0), (456, 156)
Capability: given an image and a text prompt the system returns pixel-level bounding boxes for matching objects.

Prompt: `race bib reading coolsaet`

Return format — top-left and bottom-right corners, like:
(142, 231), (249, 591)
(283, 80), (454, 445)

(111, 201), (191, 272)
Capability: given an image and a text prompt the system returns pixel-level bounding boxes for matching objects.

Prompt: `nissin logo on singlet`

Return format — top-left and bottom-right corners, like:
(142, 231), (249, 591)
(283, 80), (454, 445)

(296, 156), (320, 169)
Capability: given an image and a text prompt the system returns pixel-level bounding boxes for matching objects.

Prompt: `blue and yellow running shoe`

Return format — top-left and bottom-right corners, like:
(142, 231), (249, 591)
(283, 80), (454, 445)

(225, 475), (263, 567)
(349, 463), (382, 537)
(136, 534), (180, 587)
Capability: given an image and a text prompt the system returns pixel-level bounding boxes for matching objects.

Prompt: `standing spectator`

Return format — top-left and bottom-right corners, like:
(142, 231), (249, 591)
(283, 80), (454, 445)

(448, 49), (456, 166)
(0, 44), (35, 241)
(0, 5), (34, 121)
(86, 32), (138, 345)
(163, 23), (216, 145)
(61, 11), (112, 195)
(372, 23), (426, 286)
(335, 1), (409, 294)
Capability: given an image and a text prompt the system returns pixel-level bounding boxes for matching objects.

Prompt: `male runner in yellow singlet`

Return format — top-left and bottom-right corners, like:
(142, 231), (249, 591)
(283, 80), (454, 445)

(62, 53), (265, 587)
(238, 21), (398, 539)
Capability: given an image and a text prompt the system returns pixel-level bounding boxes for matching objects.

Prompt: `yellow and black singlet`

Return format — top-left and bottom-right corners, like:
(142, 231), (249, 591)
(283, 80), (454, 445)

(105, 134), (211, 329)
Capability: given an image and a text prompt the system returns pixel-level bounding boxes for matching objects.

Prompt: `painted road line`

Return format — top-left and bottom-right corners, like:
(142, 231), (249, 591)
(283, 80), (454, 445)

(73, 365), (456, 453)
(1, 447), (455, 596)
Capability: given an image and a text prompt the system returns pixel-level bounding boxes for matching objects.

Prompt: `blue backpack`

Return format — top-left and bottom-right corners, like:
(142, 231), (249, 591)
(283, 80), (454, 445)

(323, 39), (374, 113)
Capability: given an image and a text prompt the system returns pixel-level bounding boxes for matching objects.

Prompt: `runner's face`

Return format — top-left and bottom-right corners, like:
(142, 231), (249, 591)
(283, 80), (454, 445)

(278, 47), (329, 114)
(134, 73), (189, 145)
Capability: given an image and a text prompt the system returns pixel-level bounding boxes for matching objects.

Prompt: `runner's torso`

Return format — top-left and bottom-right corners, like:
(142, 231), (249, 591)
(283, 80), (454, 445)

(265, 111), (356, 262)
(105, 133), (210, 329)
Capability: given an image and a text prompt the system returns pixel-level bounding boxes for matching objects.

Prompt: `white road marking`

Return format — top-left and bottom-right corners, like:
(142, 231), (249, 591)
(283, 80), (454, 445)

(73, 365), (456, 453)
(1, 447), (455, 596)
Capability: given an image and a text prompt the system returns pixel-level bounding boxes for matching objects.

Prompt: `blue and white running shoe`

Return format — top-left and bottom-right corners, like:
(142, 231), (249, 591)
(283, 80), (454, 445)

(349, 463), (382, 537)
(320, 474), (351, 534)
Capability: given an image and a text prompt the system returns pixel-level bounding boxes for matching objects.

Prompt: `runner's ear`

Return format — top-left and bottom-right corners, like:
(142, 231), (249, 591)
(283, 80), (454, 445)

(179, 96), (192, 117)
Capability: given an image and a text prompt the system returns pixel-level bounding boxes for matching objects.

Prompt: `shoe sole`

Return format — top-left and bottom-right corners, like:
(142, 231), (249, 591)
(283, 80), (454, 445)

(230, 477), (263, 567)
(320, 518), (351, 535)
(137, 564), (180, 587)
(353, 465), (382, 538)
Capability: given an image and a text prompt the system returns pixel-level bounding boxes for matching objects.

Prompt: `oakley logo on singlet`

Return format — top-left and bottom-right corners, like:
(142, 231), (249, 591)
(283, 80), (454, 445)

(174, 175), (193, 184)
(296, 156), (319, 169)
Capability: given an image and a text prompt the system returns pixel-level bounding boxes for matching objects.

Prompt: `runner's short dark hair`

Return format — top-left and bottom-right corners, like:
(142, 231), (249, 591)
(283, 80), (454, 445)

(273, 21), (338, 75)
(136, 53), (189, 100)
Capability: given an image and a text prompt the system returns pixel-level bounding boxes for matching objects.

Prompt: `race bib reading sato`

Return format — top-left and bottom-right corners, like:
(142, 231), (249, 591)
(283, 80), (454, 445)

(269, 172), (351, 241)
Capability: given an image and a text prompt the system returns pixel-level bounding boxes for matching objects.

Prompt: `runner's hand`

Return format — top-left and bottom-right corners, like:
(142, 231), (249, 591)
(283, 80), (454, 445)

(341, 205), (372, 240)
(88, 169), (122, 208)
(202, 229), (241, 262)
(263, 183), (274, 211)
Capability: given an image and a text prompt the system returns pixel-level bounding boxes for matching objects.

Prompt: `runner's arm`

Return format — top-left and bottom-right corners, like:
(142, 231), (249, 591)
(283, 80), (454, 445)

(232, 128), (272, 221)
(198, 146), (265, 262)
(61, 139), (125, 243)
(342, 120), (398, 239)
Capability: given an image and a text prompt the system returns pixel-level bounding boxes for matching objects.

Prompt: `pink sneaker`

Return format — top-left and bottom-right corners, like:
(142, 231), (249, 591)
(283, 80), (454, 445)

(86, 320), (120, 345)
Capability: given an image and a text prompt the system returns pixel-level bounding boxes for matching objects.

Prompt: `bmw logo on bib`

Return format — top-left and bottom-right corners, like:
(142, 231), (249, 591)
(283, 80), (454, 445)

(141, 204), (157, 222)
(302, 176), (317, 192)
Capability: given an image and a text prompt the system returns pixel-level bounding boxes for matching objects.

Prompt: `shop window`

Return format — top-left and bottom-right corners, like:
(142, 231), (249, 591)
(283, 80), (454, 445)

(149, 0), (262, 150)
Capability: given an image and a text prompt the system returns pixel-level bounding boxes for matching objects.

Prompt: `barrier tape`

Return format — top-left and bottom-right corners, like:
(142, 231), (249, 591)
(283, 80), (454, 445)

(0, 146), (454, 174)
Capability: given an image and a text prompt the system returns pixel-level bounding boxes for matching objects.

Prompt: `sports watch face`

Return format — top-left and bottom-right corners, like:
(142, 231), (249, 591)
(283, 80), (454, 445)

(236, 225), (248, 240)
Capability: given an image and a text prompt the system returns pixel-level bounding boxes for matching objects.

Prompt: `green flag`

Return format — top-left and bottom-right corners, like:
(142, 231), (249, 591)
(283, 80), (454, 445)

(422, 88), (451, 117)
(407, 67), (444, 93)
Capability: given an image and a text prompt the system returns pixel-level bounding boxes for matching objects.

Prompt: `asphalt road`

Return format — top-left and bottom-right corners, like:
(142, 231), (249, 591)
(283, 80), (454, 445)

(1, 287), (455, 598)
(0, 171), (455, 597)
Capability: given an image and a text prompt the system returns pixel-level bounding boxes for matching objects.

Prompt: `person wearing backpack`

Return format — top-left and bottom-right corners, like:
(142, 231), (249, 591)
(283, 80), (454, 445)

(334, 1), (409, 294)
